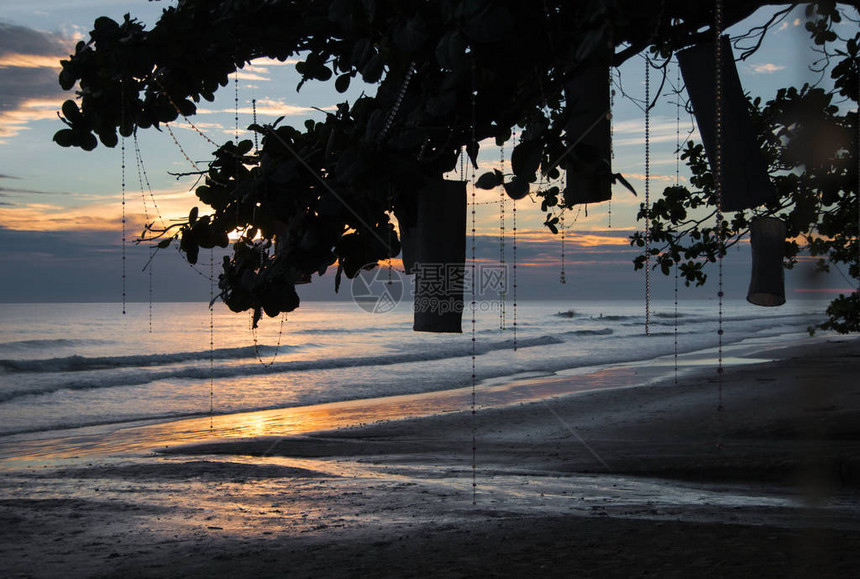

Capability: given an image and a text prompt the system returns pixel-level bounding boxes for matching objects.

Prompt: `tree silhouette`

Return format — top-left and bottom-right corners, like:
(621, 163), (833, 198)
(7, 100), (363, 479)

(54, 0), (857, 331)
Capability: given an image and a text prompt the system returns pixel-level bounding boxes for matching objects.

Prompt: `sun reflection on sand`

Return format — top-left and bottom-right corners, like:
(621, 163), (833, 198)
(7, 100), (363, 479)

(0, 343), (779, 469)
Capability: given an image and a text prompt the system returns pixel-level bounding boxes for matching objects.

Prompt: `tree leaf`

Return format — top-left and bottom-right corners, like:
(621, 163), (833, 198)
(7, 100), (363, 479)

(475, 170), (502, 190)
(511, 139), (542, 178)
(504, 176), (530, 200)
(361, 53), (385, 83)
(613, 173), (638, 196)
(61, 100), (82, 123)
(53, 129), (75, 147)
(335, 73), (351, 93)
(394, 16), (428, 52)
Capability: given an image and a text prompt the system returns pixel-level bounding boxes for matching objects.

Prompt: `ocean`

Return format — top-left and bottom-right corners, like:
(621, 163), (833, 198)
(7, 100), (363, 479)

(0, 298), (833, 442)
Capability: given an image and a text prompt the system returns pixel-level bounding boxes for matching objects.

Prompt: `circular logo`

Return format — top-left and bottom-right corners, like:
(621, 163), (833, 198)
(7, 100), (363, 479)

(350, 264), (404, 314)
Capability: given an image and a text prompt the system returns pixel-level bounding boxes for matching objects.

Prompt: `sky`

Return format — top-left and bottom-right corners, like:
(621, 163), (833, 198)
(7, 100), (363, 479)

(0, 1), (854, 308)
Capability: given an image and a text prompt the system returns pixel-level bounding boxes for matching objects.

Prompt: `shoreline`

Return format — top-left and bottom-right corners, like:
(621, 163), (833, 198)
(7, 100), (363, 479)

(0, 331), (831, 469)
(1, 335), (859, 577)
(165, 335), (860, 484)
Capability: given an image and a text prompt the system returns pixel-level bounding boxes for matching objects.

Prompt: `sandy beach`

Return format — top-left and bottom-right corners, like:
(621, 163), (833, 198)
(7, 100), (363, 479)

(2, 336), (859, 577)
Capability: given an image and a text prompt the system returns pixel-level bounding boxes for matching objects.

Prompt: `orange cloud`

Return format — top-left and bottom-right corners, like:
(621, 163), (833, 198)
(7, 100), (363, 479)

(749, 63), (786, 74)
(568, 232), (632, 247)
(0, 97), (64, 142)
(0, 54), (61, 68)
(512, 227), (633, 248)
(0, 187), (198, 233)
(620, 172), (679, 183)
(234, 71), (270, 82)
(197, 98), (337, 118)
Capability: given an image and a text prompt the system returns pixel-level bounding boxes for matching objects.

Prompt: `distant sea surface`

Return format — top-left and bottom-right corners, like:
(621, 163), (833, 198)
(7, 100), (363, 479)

(0, 299), (832, 437)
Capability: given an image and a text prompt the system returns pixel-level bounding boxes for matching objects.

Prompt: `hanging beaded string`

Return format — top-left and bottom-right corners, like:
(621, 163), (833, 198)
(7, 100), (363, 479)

(387, 190), (394, 284)
(674, 55), (681, 387)
(165, 124), (201, 172)
(638, 3), (666, 335)
(470, 61), (478, 506)
(133, 137), (154, 332)
(513, 198), (518, 350)
(119, 81), (127, 315)
(241, 67), (289, 367)
(216, 58), (231, 406)
(251, 313), (288, 367)
(209, 249), (215, 424)
(153, 77), (221, 149)
(234, 67), (242, 230)
(608, 67), (615, 229)
(675, 60), (682, 186)
(560, 170), (567, 284)
(644, 55), (652, 336)
(157, 85), (224, 286)
(512, 132), (518, 352)
(131, 130), (169, 332)
(252, 99), (259, 151)
(133, 134), (167, 229)
(162, 112), (233, 284)
(252, 95), (262, 233)
(714, 0), (726, 446)
(234, 69), (240, 144)
(379, 62), (416, 142)
(162, 122), (223, 282)
(470, 170), (479, 504)
(560, 209), (566, 284)
(499, 139), (506, 330)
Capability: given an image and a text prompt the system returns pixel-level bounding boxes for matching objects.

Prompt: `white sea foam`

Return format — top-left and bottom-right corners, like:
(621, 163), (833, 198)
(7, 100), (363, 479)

(0, 299), (831, 436)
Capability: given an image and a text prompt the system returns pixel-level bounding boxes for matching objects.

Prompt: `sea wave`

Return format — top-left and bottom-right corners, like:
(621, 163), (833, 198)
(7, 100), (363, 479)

(0, 334), (563, 404)
(595, 315), (634, 321)
(0, 345), (285, 374)
(291, 327), (362, 335)
(562, 328), (614, 336)
(650, 312), (688, 319)
(622, 311), (822, 328)
(0, 338), (113, 351)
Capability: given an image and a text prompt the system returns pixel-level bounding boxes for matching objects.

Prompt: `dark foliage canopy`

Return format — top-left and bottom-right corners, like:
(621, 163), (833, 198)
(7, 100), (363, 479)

(54, 0), (858, 331)
(630, 2), (858, 332)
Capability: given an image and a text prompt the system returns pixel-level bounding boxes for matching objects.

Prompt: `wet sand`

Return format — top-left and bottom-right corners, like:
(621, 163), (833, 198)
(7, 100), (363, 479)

(1, 337), (859, 577)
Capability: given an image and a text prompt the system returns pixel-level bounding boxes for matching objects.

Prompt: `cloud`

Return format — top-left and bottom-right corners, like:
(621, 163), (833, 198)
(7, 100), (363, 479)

(247, 57), (300, 67)
(196, 98), (337, 118)
(620, 172), (680, 183)
(235, 71), (271, 82)
(0, 22), (72, 141)
(611, 116), (700, 147)
(236, 57), (300, 82)
(0, 98), (65, 142)
(0, 185), (198, 233)
(0, 185), (75, 196)
(0, 54), (62, 68)
(173, 120), (226, 134)
(749, 63), (786, 74)
(0, 225), (215, 303)
(0, 21), (69, 59)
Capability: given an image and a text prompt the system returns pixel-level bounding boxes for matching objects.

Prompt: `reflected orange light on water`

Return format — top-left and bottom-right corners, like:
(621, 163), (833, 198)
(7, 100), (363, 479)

(0, 365), (659, 469)
(4, 338), (784, 469)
